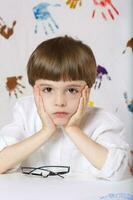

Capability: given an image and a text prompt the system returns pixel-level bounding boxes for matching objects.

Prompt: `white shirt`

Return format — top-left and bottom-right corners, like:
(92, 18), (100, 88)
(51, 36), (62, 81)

(0, 96), (130, 180)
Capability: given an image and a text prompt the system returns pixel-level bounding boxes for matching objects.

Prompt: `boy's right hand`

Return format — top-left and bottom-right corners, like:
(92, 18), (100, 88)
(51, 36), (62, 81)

(33, 85), (57, 136)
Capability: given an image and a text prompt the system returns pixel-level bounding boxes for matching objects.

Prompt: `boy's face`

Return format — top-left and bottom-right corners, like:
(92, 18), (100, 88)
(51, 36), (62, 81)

(35, 79), (90, 126)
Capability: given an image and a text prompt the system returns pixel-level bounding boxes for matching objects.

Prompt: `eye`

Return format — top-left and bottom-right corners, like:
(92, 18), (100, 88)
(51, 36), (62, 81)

(67, 88), (79, 94)
(42, 87), (52, 93)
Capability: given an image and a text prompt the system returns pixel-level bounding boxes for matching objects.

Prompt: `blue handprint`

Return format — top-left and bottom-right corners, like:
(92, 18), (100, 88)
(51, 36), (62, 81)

(33, 2), (61, 35)
(124, 92), (133, 113)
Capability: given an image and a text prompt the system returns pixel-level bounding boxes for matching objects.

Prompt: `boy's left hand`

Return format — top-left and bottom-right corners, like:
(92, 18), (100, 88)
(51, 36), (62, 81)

(64, 85), (89, 130)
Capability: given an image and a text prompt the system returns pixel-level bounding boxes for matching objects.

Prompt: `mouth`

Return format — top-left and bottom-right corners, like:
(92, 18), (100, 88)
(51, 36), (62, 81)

(53, 112), (69, 118)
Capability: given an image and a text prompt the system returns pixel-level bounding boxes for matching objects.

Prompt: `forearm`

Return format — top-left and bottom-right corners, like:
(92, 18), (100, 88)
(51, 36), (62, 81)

(65, 126), (108, 170)
(0, 129), (52, 174)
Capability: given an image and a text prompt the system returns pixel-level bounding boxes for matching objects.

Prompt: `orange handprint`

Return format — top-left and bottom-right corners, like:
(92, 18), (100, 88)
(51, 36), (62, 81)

(66, 0), (82, 9)
(92, 0), (119, 20)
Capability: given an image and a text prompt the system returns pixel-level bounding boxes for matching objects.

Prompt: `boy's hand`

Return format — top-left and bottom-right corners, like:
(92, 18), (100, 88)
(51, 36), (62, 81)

(64, 85), (89, 130)
(33, 85), (57, 135)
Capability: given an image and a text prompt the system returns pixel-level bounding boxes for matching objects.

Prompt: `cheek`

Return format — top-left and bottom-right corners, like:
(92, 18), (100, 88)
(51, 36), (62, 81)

(41, 95), (52, 112)
(68, 94), (81, 113)
(42, 93), (81, 114)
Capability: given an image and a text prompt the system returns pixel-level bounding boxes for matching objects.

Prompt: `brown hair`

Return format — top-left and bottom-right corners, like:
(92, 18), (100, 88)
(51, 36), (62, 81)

(27, 36), (97, 88)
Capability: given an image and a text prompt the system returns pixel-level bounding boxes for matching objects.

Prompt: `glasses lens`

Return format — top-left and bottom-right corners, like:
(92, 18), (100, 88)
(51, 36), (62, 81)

(41, 167), (68, 173)
(31, 169), (50, 177)
(22, 168), (50, 177)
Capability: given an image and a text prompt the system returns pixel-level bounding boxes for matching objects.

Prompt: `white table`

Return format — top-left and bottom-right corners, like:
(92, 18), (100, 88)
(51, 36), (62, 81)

(0, 172), (133, 200)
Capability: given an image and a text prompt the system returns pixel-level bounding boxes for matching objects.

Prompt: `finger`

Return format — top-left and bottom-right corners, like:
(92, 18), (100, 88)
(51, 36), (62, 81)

(37, 86), (46, 114)
(73, 1), (77, 8)
(34, 86), (46, 119)
(38, 90), (56, 128)
(39, 88), (48, 113)
(86, 87), (90, 105)
(66, 0), (71, 5)
(83, 86), (87, 102)
(84, 86), (89, 106)
(83, 86), (90, 110)
(66, 95), (84, 127)
(81, 85), (88, 109)
(70, 2), (73, 8)
(33, 85), (42, 114)
(76, 96), (84, 117)
(33, 85), (40, 108)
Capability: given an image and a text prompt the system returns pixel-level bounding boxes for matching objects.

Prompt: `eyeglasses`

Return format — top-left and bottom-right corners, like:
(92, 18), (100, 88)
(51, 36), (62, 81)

(21, 165), (70, 178)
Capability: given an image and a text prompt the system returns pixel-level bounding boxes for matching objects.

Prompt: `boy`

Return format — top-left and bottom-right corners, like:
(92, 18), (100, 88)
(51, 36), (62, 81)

(0, 36), (130, 180)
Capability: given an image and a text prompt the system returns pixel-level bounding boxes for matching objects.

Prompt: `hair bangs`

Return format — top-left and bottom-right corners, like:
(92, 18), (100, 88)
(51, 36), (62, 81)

(27, 36), (97, 88)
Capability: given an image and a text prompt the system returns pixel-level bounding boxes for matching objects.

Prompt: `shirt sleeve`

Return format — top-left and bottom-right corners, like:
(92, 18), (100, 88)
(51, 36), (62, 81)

(0, 102), (25, 171)
(89, 119), (130, 181)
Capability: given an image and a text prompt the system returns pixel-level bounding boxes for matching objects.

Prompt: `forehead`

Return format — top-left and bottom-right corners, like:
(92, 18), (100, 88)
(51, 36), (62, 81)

(36, 79), (86, 88)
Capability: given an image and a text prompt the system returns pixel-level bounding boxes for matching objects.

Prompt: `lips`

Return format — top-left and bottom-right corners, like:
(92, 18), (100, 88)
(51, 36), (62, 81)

(53, 112), (69, 118)
(54, 112), (68, 114)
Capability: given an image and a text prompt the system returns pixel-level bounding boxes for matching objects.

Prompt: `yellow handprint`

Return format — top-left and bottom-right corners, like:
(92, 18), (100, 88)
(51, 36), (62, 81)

(88, 100), (94, 107)
(66, 0), (82, 9)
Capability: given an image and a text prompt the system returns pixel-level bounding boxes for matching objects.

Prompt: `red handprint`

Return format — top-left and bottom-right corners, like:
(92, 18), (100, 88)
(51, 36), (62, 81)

(92, 0), (119, 20)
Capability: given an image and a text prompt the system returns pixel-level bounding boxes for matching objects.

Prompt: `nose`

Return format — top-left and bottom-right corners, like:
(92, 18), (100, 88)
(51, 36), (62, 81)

(55, 92), (66, 107)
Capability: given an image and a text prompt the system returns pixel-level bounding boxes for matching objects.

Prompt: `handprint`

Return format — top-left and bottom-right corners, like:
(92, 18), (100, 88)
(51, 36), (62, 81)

(6, 76), (25, 98)
(123, 92), (133, 113)
(0, 17), (16, 39)
(92, 0), (119, 20)
(94, 65), (111, 89)
(123, 38), (133, 54)
(33, 2), (61, 35)
(66, 0), (82, 9)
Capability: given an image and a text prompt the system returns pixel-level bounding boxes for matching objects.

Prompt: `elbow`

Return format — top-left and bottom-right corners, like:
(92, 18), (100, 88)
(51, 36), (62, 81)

(0, 166), (17, 174)
(92, 150), (131, 181)
(104, 157), (130, 181)
(0, 167), (8, 174)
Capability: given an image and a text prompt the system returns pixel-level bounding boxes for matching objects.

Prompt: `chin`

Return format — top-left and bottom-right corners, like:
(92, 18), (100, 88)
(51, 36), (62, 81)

(53, 119), (68, 126)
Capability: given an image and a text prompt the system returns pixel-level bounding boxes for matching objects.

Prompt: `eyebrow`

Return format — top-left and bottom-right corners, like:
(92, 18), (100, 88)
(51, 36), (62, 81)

(39, 84), (82, 88)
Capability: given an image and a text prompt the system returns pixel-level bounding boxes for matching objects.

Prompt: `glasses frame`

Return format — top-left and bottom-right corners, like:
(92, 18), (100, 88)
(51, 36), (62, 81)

(21, 165), (70, 178)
